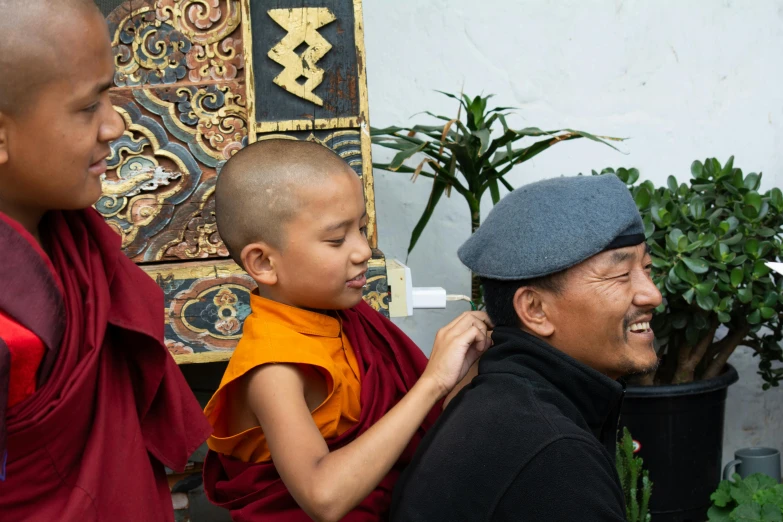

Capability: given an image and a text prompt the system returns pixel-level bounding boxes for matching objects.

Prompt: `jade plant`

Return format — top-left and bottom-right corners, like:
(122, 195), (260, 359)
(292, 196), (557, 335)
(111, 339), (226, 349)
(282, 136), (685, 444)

(600, 158), (783, 387)
(616, 427), (652, 522)
(372, 91), (621, 303)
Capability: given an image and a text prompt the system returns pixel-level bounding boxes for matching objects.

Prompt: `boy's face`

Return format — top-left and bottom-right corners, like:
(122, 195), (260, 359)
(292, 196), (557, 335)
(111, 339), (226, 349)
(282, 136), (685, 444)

(0, 8), (124, 219)
(270, 169), (373, 310)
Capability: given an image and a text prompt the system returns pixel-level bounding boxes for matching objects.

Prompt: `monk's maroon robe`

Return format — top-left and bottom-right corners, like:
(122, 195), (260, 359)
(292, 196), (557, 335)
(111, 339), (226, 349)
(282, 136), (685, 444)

(0, 209), (211, 521)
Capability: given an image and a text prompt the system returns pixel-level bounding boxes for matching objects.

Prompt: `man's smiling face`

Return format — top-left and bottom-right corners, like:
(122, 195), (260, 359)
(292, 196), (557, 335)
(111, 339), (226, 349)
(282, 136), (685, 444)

(543, 243), (663, 379)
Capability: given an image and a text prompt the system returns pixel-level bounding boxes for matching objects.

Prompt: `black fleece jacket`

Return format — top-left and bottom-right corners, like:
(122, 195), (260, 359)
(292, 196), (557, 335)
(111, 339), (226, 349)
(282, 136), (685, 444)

(391, 327), (628, 521)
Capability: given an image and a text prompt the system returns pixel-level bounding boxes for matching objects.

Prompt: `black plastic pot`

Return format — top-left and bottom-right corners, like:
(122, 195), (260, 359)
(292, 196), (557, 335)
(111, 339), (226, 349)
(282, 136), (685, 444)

(620, 365), (739, 522)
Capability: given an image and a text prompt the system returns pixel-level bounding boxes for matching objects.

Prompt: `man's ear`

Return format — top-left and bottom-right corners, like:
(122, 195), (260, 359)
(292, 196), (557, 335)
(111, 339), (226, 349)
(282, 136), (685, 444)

(0, 112), (9, 166)
(512, 286), (555, 338)
(241, 242), (278, 286)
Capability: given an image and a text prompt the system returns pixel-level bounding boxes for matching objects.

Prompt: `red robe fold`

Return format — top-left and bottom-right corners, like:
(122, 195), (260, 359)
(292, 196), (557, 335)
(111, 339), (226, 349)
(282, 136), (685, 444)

(202, 300), (439, 521)
(0, 209), (212, 521)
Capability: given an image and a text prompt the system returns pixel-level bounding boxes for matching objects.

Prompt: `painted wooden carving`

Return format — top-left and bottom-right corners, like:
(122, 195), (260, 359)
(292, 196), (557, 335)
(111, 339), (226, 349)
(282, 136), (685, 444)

(103, 0), (387, 365)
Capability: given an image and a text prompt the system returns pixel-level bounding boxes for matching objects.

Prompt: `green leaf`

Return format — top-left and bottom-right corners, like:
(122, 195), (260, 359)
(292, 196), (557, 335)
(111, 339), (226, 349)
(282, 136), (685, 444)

(731, 268), (744, 287)
(760, 307), (776, 320)
(627, 168), (640, 185)
(761, 504), (783, 522)
(738, 286), (754, 304)
(691, 196), (706, 220)
(406, 178), (448, 254)
(696, 280), (717, 296)
(745, 192), (763, 213)
(744, 173), (761, 191)
(707, 505), (732, 522)
(724, 233), (744, 246)
(635, 186), (652, 209)
(692, 160), (705, 179)
(388, 142), (428, 171)
(730, 502), (763, 521)
(721, 156), (735, 178)
(683, 256), (710, 274)
(473, 129), (491, 156)
(753, 260), (772, 279)
(668, 175), (679, 192)
(488, 178), (501, 205)
(748, 310), (762, 325)
(711, 480), (733, 507)
(667, 228), (685, 252)
(651, 256), (668, 268)
(683, 287), (696, 304)
(769, 188), (783, 211)
(718, 312), (731, 323)
(745, 239), (760, 258)
(696, 293), (717, 311)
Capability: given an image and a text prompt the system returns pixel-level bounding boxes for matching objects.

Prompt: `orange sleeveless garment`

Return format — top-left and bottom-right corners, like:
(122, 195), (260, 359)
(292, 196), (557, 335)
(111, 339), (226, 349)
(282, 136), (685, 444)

(205, 293), (362, 463)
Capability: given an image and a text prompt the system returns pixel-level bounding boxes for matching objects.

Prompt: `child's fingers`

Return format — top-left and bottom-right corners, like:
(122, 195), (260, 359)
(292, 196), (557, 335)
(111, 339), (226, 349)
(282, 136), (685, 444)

(440, 311), (493, 335)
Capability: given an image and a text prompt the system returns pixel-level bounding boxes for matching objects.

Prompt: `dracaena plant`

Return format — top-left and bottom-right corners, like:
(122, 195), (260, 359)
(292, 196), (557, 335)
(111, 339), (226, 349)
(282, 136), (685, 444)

(371, 91), (621, 304)
(601, 159), (783, 388)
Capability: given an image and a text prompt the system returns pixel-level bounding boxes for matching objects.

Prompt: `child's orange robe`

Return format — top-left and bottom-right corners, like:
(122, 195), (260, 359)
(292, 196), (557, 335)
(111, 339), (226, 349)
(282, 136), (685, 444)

(203, 294), (440, 521)
(205, 293), (363, 463)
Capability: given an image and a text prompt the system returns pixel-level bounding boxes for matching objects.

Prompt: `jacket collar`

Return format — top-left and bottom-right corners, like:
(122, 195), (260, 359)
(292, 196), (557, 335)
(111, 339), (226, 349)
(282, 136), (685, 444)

(480, 326), (625, 439)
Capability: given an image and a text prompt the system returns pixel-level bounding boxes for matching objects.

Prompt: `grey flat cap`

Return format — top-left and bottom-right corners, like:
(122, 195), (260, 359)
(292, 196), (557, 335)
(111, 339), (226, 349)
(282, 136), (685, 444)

(458, 174), (644, 280)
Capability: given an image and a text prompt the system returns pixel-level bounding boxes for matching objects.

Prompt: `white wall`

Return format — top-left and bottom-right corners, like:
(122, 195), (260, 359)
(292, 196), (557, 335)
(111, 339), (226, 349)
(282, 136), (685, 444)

(364, 0), (783, 467)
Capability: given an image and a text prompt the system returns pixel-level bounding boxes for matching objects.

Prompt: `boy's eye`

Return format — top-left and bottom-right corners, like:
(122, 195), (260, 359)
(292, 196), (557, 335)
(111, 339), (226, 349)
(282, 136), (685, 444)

(327, 238), (346, 245)
(83, 102), (100, 113)
(360, 226), (368, 237)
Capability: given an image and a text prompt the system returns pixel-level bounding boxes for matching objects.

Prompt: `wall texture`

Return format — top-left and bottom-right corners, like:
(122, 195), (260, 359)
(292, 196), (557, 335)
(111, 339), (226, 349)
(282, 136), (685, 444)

(364, 0), (783, 466)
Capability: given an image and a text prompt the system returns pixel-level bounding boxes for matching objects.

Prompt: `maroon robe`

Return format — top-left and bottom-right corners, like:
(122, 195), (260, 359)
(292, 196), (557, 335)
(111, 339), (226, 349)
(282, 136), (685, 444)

(202, 300), (440, 521)
(0, 209), (211, 521)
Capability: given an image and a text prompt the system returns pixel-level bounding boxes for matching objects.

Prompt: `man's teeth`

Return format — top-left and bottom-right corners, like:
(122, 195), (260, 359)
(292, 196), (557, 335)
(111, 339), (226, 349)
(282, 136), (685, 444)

(629, 322), (650, 332)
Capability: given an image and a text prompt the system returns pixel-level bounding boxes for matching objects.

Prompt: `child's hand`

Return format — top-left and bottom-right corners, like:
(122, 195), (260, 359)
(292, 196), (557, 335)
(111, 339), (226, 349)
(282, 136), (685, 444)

(422, 311), (494, 398)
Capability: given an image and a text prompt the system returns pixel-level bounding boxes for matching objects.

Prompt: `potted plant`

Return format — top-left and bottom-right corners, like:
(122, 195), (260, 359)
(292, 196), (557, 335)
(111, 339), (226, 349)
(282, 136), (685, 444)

(372, 91), (621, 304)
(708, 473), (783, 521)
(598, 159), (783, 521)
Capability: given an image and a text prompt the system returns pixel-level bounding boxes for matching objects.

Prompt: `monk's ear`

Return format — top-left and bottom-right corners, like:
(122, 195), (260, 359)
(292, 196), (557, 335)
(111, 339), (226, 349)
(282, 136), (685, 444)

(512, 286), (555, 338)
(0, 112), (8, 165)
(241, 242), (278, 286)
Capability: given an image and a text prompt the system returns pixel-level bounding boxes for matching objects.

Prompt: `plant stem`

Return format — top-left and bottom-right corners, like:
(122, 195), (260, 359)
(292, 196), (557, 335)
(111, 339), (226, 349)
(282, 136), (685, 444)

(672, 316), (719, 384)
(703, 324), (751, 380)
(469, 197), (482, 305)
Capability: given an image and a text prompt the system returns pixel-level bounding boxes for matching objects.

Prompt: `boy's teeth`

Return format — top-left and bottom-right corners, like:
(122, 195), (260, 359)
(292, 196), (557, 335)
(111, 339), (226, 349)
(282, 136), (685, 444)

(629, 322), (650, 332)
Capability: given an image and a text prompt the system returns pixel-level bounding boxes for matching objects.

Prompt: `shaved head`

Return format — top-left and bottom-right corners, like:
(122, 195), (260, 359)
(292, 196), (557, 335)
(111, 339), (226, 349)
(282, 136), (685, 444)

(216, 139), (359, 266)
(0, 0), (99, 115)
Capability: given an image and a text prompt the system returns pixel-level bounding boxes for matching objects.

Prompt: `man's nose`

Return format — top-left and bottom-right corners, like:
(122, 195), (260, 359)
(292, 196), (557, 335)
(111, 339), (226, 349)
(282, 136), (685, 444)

(633, 270), (663, 309)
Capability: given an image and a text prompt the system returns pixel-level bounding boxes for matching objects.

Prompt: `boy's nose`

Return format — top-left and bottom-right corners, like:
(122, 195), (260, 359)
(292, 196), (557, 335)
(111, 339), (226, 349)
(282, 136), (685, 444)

(354, 237), (373, 264)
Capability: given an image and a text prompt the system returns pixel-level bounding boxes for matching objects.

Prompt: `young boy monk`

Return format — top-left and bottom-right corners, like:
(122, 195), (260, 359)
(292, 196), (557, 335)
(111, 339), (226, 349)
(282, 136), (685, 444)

(202, 139), (492, 521)
(0, 0), (211, 519)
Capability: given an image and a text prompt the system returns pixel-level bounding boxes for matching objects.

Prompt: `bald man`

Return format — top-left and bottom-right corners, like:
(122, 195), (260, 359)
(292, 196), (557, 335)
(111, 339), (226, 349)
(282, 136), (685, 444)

(201, 139), (492, 521)
(0, 1), (210, 519)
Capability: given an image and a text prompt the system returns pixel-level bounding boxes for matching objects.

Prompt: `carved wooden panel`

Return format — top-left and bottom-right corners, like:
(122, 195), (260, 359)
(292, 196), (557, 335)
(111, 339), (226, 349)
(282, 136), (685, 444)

(103, 0), (386, 365)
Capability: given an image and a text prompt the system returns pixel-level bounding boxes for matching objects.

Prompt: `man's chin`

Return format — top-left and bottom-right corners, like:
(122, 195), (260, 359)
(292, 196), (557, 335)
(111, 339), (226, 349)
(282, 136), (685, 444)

(621, 344), (660, 377)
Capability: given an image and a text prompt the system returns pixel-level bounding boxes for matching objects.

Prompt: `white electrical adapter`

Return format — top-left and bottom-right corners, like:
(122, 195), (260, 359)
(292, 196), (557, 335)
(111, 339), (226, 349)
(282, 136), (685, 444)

(385, 259), (471, 317)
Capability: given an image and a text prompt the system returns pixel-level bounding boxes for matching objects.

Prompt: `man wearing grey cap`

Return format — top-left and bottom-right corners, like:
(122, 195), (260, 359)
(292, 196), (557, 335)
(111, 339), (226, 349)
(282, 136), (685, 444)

(390, 174), (662, 521)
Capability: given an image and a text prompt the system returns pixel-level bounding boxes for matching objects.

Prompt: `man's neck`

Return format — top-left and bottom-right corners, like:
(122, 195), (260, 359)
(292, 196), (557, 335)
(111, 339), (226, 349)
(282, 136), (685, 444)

(0, 201), (44, 245)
